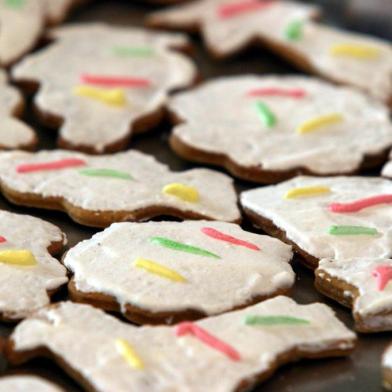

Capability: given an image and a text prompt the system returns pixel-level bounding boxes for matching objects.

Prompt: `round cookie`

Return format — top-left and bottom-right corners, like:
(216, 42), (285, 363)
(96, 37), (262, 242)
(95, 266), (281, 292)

(64, 220), (294, 324)
(169, 75), (392, 183)
(0, 376), (63, 392)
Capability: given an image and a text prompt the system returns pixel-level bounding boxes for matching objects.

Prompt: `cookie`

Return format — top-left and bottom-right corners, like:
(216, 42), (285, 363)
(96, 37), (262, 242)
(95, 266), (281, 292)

(64, 220), (293, 324)
(0, 150), (240, 227)
(44, 0), (89, 24)
(12, 24), (196, 153)
(0, 210), (67, 321)
(6, 298), (356, 392)
(381, 154), (392, 178)
(0, 376), (63, 392)
(316, 258), (392, 332)
(168, 75), (392, 183)
(147, 0), (392, 105)
(0, 70), (37, 150)
(383, 343), (392, 390)
(241, 176), (392, 269)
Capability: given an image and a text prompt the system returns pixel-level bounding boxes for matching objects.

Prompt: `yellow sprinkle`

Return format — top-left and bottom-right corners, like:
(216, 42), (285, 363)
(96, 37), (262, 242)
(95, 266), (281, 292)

(115, 338), (144, 370)
(284, 186), (331, 199)
(73, 85), (127, 106)
(297, 113), (344, 134)
(162, 183), (199, 203)
(0, 250), (37, 266)
(330, 43), (380, 59)
(134, 257), (186, 283)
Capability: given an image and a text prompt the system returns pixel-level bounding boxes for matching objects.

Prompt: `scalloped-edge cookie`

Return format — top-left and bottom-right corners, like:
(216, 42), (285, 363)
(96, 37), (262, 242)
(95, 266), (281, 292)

(0, 376), (63, 392)
(5, 298), (356, 392)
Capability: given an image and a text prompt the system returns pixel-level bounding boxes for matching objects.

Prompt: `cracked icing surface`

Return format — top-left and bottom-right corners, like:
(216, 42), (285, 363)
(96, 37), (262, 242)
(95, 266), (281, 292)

(12, 23), (196, 152)
(9, 299), (355, 392)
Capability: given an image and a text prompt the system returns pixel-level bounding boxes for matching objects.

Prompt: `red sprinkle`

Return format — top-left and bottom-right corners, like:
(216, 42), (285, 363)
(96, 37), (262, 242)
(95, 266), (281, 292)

(218, 0), (274, 19)
(372, 265), (392, 291)
(0, 236), (6, 244)
(329, 195), (392, 213)
(80, 74), (151, 88)
(16, 158), (86, 173)
(247, 87), (307, 98)
(175, 322), (241, 361)
(201, 227), (260, 251)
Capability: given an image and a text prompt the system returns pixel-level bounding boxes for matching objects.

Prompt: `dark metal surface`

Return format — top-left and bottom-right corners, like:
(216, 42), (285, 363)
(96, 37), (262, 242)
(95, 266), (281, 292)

(1, 0), (392, 390)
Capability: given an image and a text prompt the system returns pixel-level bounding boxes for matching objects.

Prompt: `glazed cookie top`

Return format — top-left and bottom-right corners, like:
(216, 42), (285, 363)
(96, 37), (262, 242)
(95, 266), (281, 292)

(0, 70), (36, 149)
(0, 150), (240, 223)
(10, 299), (355, 392)
(169, 75), (392, 175)
(64, 221), (293, 318)
(0, 376), (63, 392)
(12, 23), (196, 153)
(241, 176), (392, 261)
(0, 210), (67, 320)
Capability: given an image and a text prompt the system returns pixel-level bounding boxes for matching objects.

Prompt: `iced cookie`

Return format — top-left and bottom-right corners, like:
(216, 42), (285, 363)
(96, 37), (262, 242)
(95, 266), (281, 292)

(0, 150), (240, 227)
(148, 0), (392, 105)
(381, 154), (392, 178)
(383, 343), (392, 390)
(44, 0), (89, 24)
(168, 75), (392, 183)
(0, 376), (63, 392)
(241, 176), (392, 269)
(64, 220), (293, 324)
(12, 23), (196, 153)
(316, 258), (392, 332)
(0, 70), (37, 150)
(6, 298), (356, 392)
(0, 210), (67, 321)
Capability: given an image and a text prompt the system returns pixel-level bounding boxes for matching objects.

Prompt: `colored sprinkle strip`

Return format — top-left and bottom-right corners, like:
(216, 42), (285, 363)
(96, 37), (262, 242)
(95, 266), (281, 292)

(296, 113), (343, 135)
(16, 158), (86, 173)
(80, 74), (151, 88)
(218, 0), (274, 19)
(134, 257), (186, 282)
(175, 322), (241, 361)
(328, 225), (378, 236)
(244, 315), (310, 326)
(115, 338), (144, 369)
(162, 183), (199, 203)
(284, 186), (331, 199)
(330, 43), (380, 59)
(372, 265), (392, 291)
(5, 0), (25, 8)
(255, 101), (276, 128)
(247, 87), (306, 98)
(329, 194), (392, 213)
(74, 86), (126, 106)
(0, 236), (6, 244)
(112, 46), (154, 57)
(0, 250), (37, 266)
(150, 237), (220, 259)
(284, 20), (304, 41)
(78, 168), (133, 180)
(201, 227), (260, 251)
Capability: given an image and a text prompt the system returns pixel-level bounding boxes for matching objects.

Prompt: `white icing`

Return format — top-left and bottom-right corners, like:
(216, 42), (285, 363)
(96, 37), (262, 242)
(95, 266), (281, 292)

(0, 150), (240, 223)
(64, 220), (293, 316)
(241, 176), (392, 261)
(384, 344), (392, 369)
(12, 23), (196, 152)
(149, 0), (392, 102)
(381, 151), (392, 178)
(0, 376), (63, 392)
(169, 75), (392, 174)
(0, 210), (67, 319)
(10, 298), (356, 392)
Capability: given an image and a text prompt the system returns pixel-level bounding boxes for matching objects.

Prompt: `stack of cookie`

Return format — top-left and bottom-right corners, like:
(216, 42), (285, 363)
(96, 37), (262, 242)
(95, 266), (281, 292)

(0, 0), (391, 391)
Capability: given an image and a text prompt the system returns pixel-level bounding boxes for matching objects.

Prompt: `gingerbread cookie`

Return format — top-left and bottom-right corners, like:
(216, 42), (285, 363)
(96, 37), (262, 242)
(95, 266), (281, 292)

(241, 176), (392, 269)
(168, 75), (392, 183)
(0, 376), (63, 392)
(64, 220), (294, 324)
(12, 23), (196, 153)
(148, 0), (392, 104)
(0, 210), (67, 321)
(316, 258), (392, 332)
(0, 150), (240, 227)
(6, 298), (356, 391)
(383, 343), (392, 390)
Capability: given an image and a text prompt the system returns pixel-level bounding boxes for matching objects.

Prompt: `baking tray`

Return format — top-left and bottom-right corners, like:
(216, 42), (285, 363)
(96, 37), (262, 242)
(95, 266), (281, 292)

(0, 0), (391, 391)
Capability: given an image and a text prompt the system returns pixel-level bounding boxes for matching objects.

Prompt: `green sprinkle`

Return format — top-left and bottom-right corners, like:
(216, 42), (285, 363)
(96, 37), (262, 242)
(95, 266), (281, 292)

(149, 236), (220, 259)
(78, 168), (133, 180)
(112, 46), (154, 57)
(5, 0), (25, 8)
(244, 315), (310, 326)
(285, 20), (304, 41)
(255, 101), (276, 128)
(328, 225), (378, 236)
